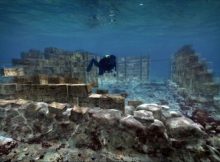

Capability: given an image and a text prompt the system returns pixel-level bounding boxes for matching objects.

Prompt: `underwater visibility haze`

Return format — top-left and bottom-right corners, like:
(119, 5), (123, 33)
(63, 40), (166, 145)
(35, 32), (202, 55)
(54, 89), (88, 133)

(1, 1), (220, 162)
(0, 0), (220, 78)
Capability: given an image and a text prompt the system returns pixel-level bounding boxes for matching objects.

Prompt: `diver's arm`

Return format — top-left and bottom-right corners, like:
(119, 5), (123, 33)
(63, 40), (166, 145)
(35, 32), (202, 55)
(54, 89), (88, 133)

(87, 58), (99, 72)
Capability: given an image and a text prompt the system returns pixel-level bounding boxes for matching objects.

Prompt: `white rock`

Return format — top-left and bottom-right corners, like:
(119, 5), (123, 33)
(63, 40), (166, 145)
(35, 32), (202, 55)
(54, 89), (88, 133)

(136, 103), (161, 120)
(170, 111), (182, 118)
(161, 105), (170, 110)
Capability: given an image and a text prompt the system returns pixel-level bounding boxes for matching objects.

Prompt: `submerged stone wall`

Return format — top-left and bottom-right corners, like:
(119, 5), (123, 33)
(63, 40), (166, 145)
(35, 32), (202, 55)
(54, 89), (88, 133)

(100, 56), (150, 83)
(0, 83), (125, 112)
(171, 45), (220, 100)
(10, 47), (99, 85)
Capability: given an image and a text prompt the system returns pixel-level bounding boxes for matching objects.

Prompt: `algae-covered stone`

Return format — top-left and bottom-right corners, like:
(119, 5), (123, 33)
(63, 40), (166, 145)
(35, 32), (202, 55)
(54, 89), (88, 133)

(166, 117), (205, 141)
(0, 136), (17, 155)
(137, 103), (161, 120)
(134, 110), (154, 125)
(120, 115), (145, 130)
(92, 109), (122, 125)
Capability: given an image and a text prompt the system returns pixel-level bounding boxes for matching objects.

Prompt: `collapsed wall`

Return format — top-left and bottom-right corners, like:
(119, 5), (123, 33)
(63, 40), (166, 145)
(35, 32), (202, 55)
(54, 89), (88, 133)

(171, 45), (220, 101)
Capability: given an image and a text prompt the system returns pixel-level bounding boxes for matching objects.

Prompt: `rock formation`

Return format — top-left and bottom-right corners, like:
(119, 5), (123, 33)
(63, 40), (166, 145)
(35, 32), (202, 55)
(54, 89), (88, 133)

(0, 99), (219, 162)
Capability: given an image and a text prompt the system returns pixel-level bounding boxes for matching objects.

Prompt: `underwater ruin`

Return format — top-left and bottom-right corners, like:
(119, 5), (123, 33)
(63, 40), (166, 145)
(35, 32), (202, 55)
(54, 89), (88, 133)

(0, 45), (220, 162)
(0, 0), (220, 162)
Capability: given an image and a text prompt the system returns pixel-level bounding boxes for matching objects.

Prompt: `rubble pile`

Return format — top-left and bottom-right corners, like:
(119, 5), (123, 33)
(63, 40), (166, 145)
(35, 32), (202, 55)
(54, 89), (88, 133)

(0, 99), (220, 162)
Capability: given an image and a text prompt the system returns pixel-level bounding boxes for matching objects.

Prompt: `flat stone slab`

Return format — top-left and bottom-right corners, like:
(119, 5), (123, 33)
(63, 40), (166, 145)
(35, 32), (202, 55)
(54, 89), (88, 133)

(48, 102), (68, 114)
(0, 99), (30, 107)
(72, 106), (89, 114)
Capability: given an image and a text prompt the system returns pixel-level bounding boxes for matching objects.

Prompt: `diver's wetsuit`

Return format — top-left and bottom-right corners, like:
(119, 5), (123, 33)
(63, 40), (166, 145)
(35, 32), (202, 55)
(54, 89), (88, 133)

(87, 55), (116, 75)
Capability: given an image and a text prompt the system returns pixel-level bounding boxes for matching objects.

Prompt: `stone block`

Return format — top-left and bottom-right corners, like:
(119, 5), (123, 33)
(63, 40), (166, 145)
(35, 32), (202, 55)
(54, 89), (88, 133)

(1, 68), (24, 77)
(91, 109), (122, 126)
(99, 95), (125, 112)
(137, 103), (162, 120)
(128, 100), (143, 108)
(32, 75), (48, 84)
(166, 117), (205, 141)
(120, 115), (145, 130)
(48, 102), (68, 115)
(88, 94), (125, 113)
(134, 110), (154, 125)
(65, 77), (82, 84)
(68, 84), (92, 98)
(13, 76), (32, 84)
(0, 84), (17, 95)
(0, 99), (17, 107)
(70, 106), (89, 122)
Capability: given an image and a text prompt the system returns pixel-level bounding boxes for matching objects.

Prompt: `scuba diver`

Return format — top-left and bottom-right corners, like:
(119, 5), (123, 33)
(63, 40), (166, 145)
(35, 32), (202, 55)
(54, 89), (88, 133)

(87, 55), (117, 75)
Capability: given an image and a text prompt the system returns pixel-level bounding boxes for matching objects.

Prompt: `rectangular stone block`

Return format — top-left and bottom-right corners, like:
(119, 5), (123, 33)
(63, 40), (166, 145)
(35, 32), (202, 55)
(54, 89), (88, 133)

(88, 94), (125, 113)
(99, 95), (125, 113)
(68, 84), (92, 97)
(1, 68), (24, 77)
(13, 76), (32, 84)
(32, 75), (48, 84)
(48, 102), (67, 115)
(0, 99), (17, 107)
(0, 84), (17, 95)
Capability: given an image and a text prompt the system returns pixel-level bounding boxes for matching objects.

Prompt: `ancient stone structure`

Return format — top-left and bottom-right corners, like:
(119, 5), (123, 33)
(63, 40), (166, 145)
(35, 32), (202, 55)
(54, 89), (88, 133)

(10, 47), (99, 85)
(171, 45), (220, 100)
(100, 56), (150, 83)
(116, 56), (150, 82)
(0, 100), (219, 162)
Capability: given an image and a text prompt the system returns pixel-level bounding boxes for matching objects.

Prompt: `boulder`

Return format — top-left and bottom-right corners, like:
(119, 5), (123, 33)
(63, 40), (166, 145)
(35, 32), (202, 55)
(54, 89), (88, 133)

(166, 117), (206, 141)
(170, 111), (182, 118)
(137, 103), (161, 120)
(148, 119), (166, 133)
(120, 115), (145, 130)
(0, 136), (17, 155)
(134, 110), (154, 126)
(91, 109), (122, 126)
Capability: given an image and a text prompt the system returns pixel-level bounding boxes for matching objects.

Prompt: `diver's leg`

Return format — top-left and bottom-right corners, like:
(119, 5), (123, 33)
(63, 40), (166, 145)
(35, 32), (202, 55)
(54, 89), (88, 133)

(87, 58), (99, 72)
(99, 68), (104, 75)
